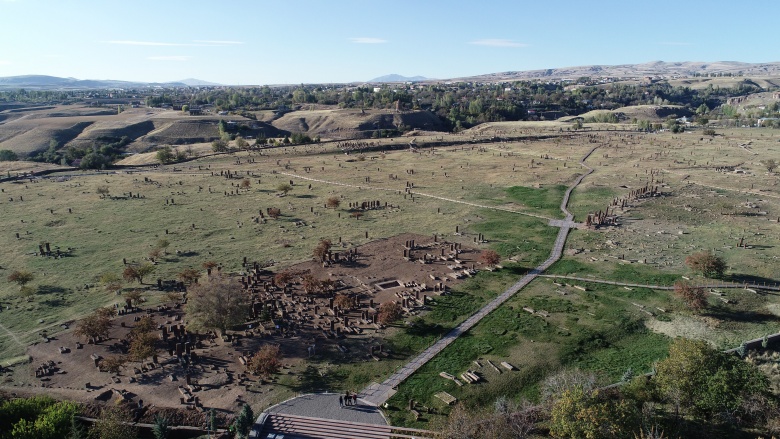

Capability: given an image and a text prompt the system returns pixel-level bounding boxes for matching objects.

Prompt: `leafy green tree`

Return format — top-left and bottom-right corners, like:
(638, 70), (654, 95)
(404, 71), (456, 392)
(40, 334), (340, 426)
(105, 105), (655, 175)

(233, 404), (255, 439)
(0, 396), (79, 439)
(211, 139), (228, 153)
(88, 406), (137, 439)
(549, 388), (637, 439)
(276, 183), (292, 195)
(156, 146), (175, 164)
(655, 338), (768, 420)
(185, 275), (251, 336)
(79, 152), (109, 170)
(122, 263), (155, 284)
(0, 149), (18, 161)
(152, 415), (169, 439)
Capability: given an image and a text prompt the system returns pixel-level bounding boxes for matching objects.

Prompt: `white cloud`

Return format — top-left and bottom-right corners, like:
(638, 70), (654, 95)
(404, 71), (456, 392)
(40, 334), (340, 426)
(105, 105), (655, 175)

(147, 56), (191, 61)
(108, 40), (186, 46)
(193, 40), (244, 45)
(349, 37), (387, 44)
(469, 39), (528, 48)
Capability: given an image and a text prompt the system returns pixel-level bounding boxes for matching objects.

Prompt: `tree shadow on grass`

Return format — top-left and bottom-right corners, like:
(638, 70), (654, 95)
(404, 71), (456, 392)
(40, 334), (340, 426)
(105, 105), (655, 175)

(36, 284), (70, 295)
(726, 273), (780, 286)
(287, 364), (350, 393)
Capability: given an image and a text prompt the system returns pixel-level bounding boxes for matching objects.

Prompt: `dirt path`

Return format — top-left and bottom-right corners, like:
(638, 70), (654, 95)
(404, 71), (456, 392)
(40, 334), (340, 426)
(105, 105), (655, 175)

(358, 146), (599, 406)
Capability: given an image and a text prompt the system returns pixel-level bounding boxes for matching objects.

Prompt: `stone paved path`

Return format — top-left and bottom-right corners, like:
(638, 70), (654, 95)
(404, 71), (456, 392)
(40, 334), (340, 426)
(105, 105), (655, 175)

(359, 146), (599, 406)
(263, 393), (387, 425)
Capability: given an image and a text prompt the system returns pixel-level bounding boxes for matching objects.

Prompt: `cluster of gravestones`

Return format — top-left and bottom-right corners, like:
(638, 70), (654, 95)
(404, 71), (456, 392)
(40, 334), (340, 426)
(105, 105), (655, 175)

(233, 258), (427, 342)
(348, 200), (385, 210)
(36, 242), (72, 258)
(35, 360), (59, 378)
(337, 141), (376, 152)
(155, 279), (186, 292)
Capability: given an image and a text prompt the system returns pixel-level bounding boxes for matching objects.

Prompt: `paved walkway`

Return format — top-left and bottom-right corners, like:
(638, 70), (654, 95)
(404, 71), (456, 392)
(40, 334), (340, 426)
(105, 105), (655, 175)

(359, 146), (600, 406)
(540, 274), (780, 292)
(263, 393), (387, 425)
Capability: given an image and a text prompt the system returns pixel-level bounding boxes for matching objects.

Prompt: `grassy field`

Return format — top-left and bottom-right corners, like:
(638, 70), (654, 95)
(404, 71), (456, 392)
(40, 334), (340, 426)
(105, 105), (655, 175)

(2, 122), (780, 429)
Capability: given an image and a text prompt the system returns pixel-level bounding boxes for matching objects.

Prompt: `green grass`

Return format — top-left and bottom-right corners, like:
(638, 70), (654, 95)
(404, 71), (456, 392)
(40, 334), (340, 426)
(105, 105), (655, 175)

(505, 185), (567, 218)
(548, 257), (682, 286)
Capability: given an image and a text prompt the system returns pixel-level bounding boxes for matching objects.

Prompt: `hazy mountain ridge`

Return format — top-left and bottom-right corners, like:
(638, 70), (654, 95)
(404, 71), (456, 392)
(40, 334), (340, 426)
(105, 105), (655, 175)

(453, 61), (780, 82)
(368, 74), (430, 83)
(0, 75), (218, 90)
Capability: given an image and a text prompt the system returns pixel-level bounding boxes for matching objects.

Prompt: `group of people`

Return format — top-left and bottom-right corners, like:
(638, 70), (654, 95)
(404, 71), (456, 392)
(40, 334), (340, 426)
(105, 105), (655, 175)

(339, 392), (358, 407)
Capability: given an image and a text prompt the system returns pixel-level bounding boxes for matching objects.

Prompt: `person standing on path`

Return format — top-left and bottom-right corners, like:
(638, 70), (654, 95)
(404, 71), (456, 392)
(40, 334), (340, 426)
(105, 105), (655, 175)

(344, 391), (351, 406)
(339, 395), (343, 407)
(352, 393), (357, 406)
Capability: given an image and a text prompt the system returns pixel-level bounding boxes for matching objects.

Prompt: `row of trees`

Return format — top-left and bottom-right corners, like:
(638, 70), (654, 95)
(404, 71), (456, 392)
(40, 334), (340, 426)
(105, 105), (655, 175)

(442, 338), (774, 438)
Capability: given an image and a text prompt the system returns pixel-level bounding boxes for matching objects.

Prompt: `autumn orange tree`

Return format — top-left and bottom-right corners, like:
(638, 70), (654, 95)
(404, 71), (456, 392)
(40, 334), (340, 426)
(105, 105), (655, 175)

(313, 239), (332, 263)
(377, 302), (403, 325)
(685, 251), (727, 279)
(75, 307), (116, 341)
(247, 344), (281, 378)
(479, 249), (501, 266)
(674, 281), (708, 312)
(326, 196), (340, 208)
(122, 263), (155, 284)
(177, 268), (200, 284)
(334, 294), (358, 310)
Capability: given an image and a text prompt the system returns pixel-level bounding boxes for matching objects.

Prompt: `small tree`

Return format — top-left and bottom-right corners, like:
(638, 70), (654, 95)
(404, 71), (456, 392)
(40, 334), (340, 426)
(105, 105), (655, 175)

(240, 178), (251, 190)
(156, 146), (175, 164)
(762, 159), (778, 173)
(313, 239), (332, 263)
(267, 207), (282, 219)
(685, 251), (727, 279)
(122, 263), (155, 284)
(96, 186), (110, 199)
(247, 344), (281, 378)
(301, 274), (323, 294)
(235, 136), (249, 150)
(377, 302), (403, 325)
(479, 249), (500, 267)
(90, 406), (137, 439)
(273, 270), (294, 288)
(100, 272), (123, 295)
(100, 356), (126, 374)
(212, 139), (228, 153)
(75, 308), (115, 341)
(152, 414), (169, 439)
(233, 404), (255, 439)
(326, 196), (340, 208)
(123, 290), (143, 306)
(276, 183), (292, 195)
(674, 281), (708, 312)
(8, 270), (34, 288)
(185, 275), (251, 336)
(334, 294), (358, 310)
(177, 268), (200, 284)
(129, 331), (158, 362)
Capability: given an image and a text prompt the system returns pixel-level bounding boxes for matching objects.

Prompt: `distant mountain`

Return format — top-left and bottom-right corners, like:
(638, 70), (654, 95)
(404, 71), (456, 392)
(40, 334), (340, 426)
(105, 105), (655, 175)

(451, 61), (780, 82)
(177, 78), (221, 86)
(368, 74), (430, 83)
(0, 75), (216, 90)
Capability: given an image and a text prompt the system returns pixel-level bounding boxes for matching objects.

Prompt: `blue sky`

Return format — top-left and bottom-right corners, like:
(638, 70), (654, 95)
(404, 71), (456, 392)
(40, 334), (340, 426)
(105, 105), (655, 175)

(1, 0), (778, 85)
